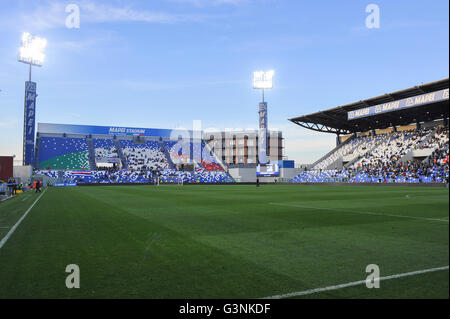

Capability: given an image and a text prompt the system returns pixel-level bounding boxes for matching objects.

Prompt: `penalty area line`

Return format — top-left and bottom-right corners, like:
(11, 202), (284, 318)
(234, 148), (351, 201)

(261, 265), (449, 299)
(0, 188), (47, 250)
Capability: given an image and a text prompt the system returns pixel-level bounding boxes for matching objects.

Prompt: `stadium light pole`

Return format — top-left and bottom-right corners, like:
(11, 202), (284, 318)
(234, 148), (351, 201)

(18, 32), (47, 166)
(253, 70), (274, 165)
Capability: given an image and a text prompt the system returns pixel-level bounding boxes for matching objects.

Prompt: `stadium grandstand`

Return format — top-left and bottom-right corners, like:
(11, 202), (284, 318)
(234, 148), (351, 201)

(289, 78), (449, 184)
(33, 123), (234, 185)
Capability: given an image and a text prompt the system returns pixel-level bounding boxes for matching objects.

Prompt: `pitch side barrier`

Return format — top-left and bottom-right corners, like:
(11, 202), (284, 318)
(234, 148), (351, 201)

(76, 182), (448, 187)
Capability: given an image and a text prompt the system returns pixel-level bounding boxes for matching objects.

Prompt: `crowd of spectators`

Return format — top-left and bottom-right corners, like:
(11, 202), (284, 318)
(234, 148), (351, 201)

(120, 140), (170, 171)
(354, 159), (448, 183)
(292, 126), (449, 184)
(353, 128), (438, 169)
(419, 128), (449, 150)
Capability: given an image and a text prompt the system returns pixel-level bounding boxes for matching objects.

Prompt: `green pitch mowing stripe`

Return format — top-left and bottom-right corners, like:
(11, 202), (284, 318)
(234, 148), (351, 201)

(0, 185), (448, 298)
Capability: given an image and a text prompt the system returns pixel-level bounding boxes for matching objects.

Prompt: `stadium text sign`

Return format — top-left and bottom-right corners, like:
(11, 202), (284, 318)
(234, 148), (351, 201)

(24, 81), (37, 165)
(347, 88), (449, 120)
(38, 123), (186, 138)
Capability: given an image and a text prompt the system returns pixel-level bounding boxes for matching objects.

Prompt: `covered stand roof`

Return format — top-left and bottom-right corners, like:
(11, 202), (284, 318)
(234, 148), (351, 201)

(289, 78), (449, 135)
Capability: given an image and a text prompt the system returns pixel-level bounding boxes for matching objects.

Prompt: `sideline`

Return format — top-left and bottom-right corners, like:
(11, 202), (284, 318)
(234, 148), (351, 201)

(262, 265), (450, 299)
(0, 188), (48, 250)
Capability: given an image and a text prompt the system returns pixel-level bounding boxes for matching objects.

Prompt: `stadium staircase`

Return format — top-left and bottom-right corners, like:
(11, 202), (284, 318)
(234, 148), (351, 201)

(343, 155), (362, 170)
(193, 159), (203, 170)
(225, 170), (235, 182)
(159, 141), (176, 169)
(114, 140), (128, 169)
(201, 142), (234, 181)
(310, 137), (352, 170)
(343, 138), (384, 170)
(203, 142), (228, 171)
(34, 172), (59, 185)
(426, 143), (450, 163)
(34, 138), (41, 169)
(86, 138), (97, 170)
(399, 128), (437, 163)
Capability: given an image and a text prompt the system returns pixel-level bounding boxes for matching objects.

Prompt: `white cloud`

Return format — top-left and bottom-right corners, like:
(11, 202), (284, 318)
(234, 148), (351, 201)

(53, 40), (94, 52)
(122, 78), (244, 91)
(80, 2), (183, 24)
(1, 0), (226, 31)
(67, 112), (81, 118)
(0, 118), (20, 128)
(52, 32), (118, 53)
(12, 2), (67, 31)
(230, 34), (317, 53)
(168, 0), (251, 7)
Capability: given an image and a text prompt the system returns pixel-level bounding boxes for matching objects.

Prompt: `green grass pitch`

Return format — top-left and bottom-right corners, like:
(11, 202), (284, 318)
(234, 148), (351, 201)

(0, 185), (448, 299)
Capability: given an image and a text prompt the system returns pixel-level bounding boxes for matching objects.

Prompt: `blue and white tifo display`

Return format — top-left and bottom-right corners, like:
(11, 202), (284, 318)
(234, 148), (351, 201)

(34, 122), (236, 184)
(256, 163), (280, 177)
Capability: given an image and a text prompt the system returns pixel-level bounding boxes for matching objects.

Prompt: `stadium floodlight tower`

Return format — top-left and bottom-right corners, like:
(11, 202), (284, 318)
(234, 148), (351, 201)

(253, 70), (274, 165)
(18, 32), (47, 166)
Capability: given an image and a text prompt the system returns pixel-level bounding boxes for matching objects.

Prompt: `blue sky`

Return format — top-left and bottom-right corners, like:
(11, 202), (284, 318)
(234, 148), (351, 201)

(0, 0), (448, 164)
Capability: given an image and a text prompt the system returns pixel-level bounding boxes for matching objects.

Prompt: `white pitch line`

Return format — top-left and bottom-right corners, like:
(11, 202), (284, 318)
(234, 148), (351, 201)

(0, 188), (47, 250)
(262, 265), (450, 299)
(270, 202), (449, 223)
(0, 195), (16, 202)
